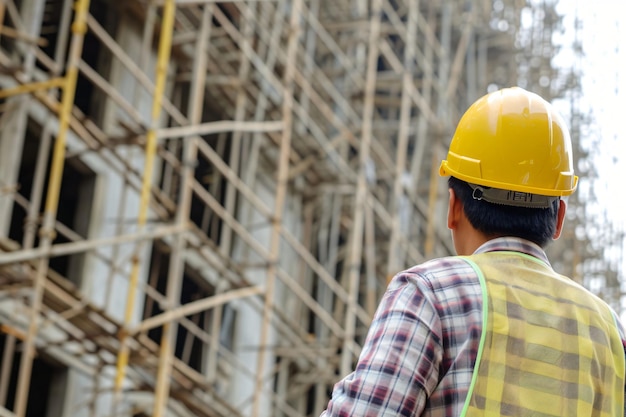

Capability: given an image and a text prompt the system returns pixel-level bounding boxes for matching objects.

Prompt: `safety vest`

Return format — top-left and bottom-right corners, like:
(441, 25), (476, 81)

(460, 251), (625, 417)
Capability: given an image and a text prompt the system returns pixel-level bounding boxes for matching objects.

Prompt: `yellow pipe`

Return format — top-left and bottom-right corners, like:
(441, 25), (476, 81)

(45, 0), (90, 219)
(13, 0), (91, 415)
(0, 78), (66, 100)
(114, 0), (177, 396)
(150, 4), (177, 412)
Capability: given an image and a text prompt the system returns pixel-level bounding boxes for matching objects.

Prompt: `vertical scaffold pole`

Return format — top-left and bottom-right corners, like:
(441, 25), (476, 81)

(251, 0), (301, 415)
(113, 0), (176, 411)
(341, 0), (382, 377)
(13, 0), (91, 415)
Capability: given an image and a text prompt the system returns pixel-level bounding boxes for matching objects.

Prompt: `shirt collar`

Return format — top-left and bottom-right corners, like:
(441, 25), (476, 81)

(473, 237), (551, 267)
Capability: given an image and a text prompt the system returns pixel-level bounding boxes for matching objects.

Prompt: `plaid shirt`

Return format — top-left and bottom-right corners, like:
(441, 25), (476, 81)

(321, 237), (626, 417)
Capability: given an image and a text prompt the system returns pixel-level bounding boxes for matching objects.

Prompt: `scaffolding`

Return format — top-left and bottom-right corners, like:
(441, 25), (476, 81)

(0, 0), (590, 416)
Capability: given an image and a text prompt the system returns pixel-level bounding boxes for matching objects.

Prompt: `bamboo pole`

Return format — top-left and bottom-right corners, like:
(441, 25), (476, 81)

(387, 0), (419, 275)
(251, 0), (300, 414)
(0, 335), (15, 407)
(408, 1), (437, 255)
(133, 285), (263, 335)
(156, 120), (283, 139)
(0, 0), (5, 45)
(77, 60), (145, 125)
(340, 0), (383, 376)
(314, 192), (342, 414)
(188, 5), (211, 125)
(136, 1), (157, 112)
(0, 26), (46, 45)
(445, 8), (476, 101)
(186, 3), (223, 386)
(12, 0), (91, 415)
(425, 0), (453, 257)
(22, 122), (53, 251)
(238, 0), (282, 237)
(220, 1), (255, 260)
(50, 0), (73, 75)
(0, 223), (186, 265)
(364, 201), (377, 316)
(113, 0), (176, 405)
(425, 150), (441, 257)
(153, 128), (191, 417)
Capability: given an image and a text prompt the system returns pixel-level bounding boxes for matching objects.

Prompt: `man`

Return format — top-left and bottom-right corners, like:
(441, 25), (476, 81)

(321, 87), (626, 416)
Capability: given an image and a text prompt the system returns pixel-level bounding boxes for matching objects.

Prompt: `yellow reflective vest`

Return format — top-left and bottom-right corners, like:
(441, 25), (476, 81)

(461, 251), (625, 416)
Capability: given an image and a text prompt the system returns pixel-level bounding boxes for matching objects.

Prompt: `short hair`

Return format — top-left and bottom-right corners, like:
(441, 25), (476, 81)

(448, 176), (560, 247)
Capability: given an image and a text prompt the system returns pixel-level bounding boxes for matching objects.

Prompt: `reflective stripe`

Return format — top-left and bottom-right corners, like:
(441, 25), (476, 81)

(460, 257), (488, 417)
(460, 252), (625, 417)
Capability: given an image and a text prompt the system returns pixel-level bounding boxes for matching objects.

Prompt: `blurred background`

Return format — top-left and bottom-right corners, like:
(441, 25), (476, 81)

(0, 0), (624, 416)
(551, 0), (625, 314)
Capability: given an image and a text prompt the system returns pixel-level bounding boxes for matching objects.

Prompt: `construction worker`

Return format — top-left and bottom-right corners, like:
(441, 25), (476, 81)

(321, 87), (626, 416)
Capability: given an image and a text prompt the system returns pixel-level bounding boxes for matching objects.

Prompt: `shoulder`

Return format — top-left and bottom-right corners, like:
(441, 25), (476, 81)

(387, 256), (483, 317)
(389, 256), (480, 292)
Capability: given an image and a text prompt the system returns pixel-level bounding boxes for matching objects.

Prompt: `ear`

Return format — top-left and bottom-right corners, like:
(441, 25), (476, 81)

(552, 199), (567, 239)
(447, 188), (462, 230)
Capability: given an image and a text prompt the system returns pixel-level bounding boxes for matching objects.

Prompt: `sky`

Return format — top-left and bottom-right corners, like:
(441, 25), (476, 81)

(559, 1), (624, 180)
(553, 1), (626, 305)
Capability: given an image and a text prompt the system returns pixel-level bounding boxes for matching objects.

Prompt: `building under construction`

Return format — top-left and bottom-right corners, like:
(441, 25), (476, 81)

(0, 0), (607, 416)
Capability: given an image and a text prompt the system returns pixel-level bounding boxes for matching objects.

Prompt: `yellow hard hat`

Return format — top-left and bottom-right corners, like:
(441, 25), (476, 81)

(439, 87), (578, 197)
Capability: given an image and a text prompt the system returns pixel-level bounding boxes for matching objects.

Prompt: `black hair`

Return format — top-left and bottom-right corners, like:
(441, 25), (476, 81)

(448, 176), (560, 247)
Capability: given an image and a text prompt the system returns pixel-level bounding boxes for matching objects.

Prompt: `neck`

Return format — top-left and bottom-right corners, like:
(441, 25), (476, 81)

(453, 219), (493, 256)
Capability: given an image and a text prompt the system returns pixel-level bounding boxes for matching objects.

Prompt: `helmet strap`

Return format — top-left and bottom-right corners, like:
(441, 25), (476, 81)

(468, 183), (559, 209)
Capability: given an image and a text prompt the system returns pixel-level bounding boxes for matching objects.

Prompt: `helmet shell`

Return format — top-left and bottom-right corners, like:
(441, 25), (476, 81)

(439, 87), (578, 196)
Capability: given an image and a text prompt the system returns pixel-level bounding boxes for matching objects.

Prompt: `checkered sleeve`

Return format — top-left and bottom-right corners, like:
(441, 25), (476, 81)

(321, 273), (443, 417)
